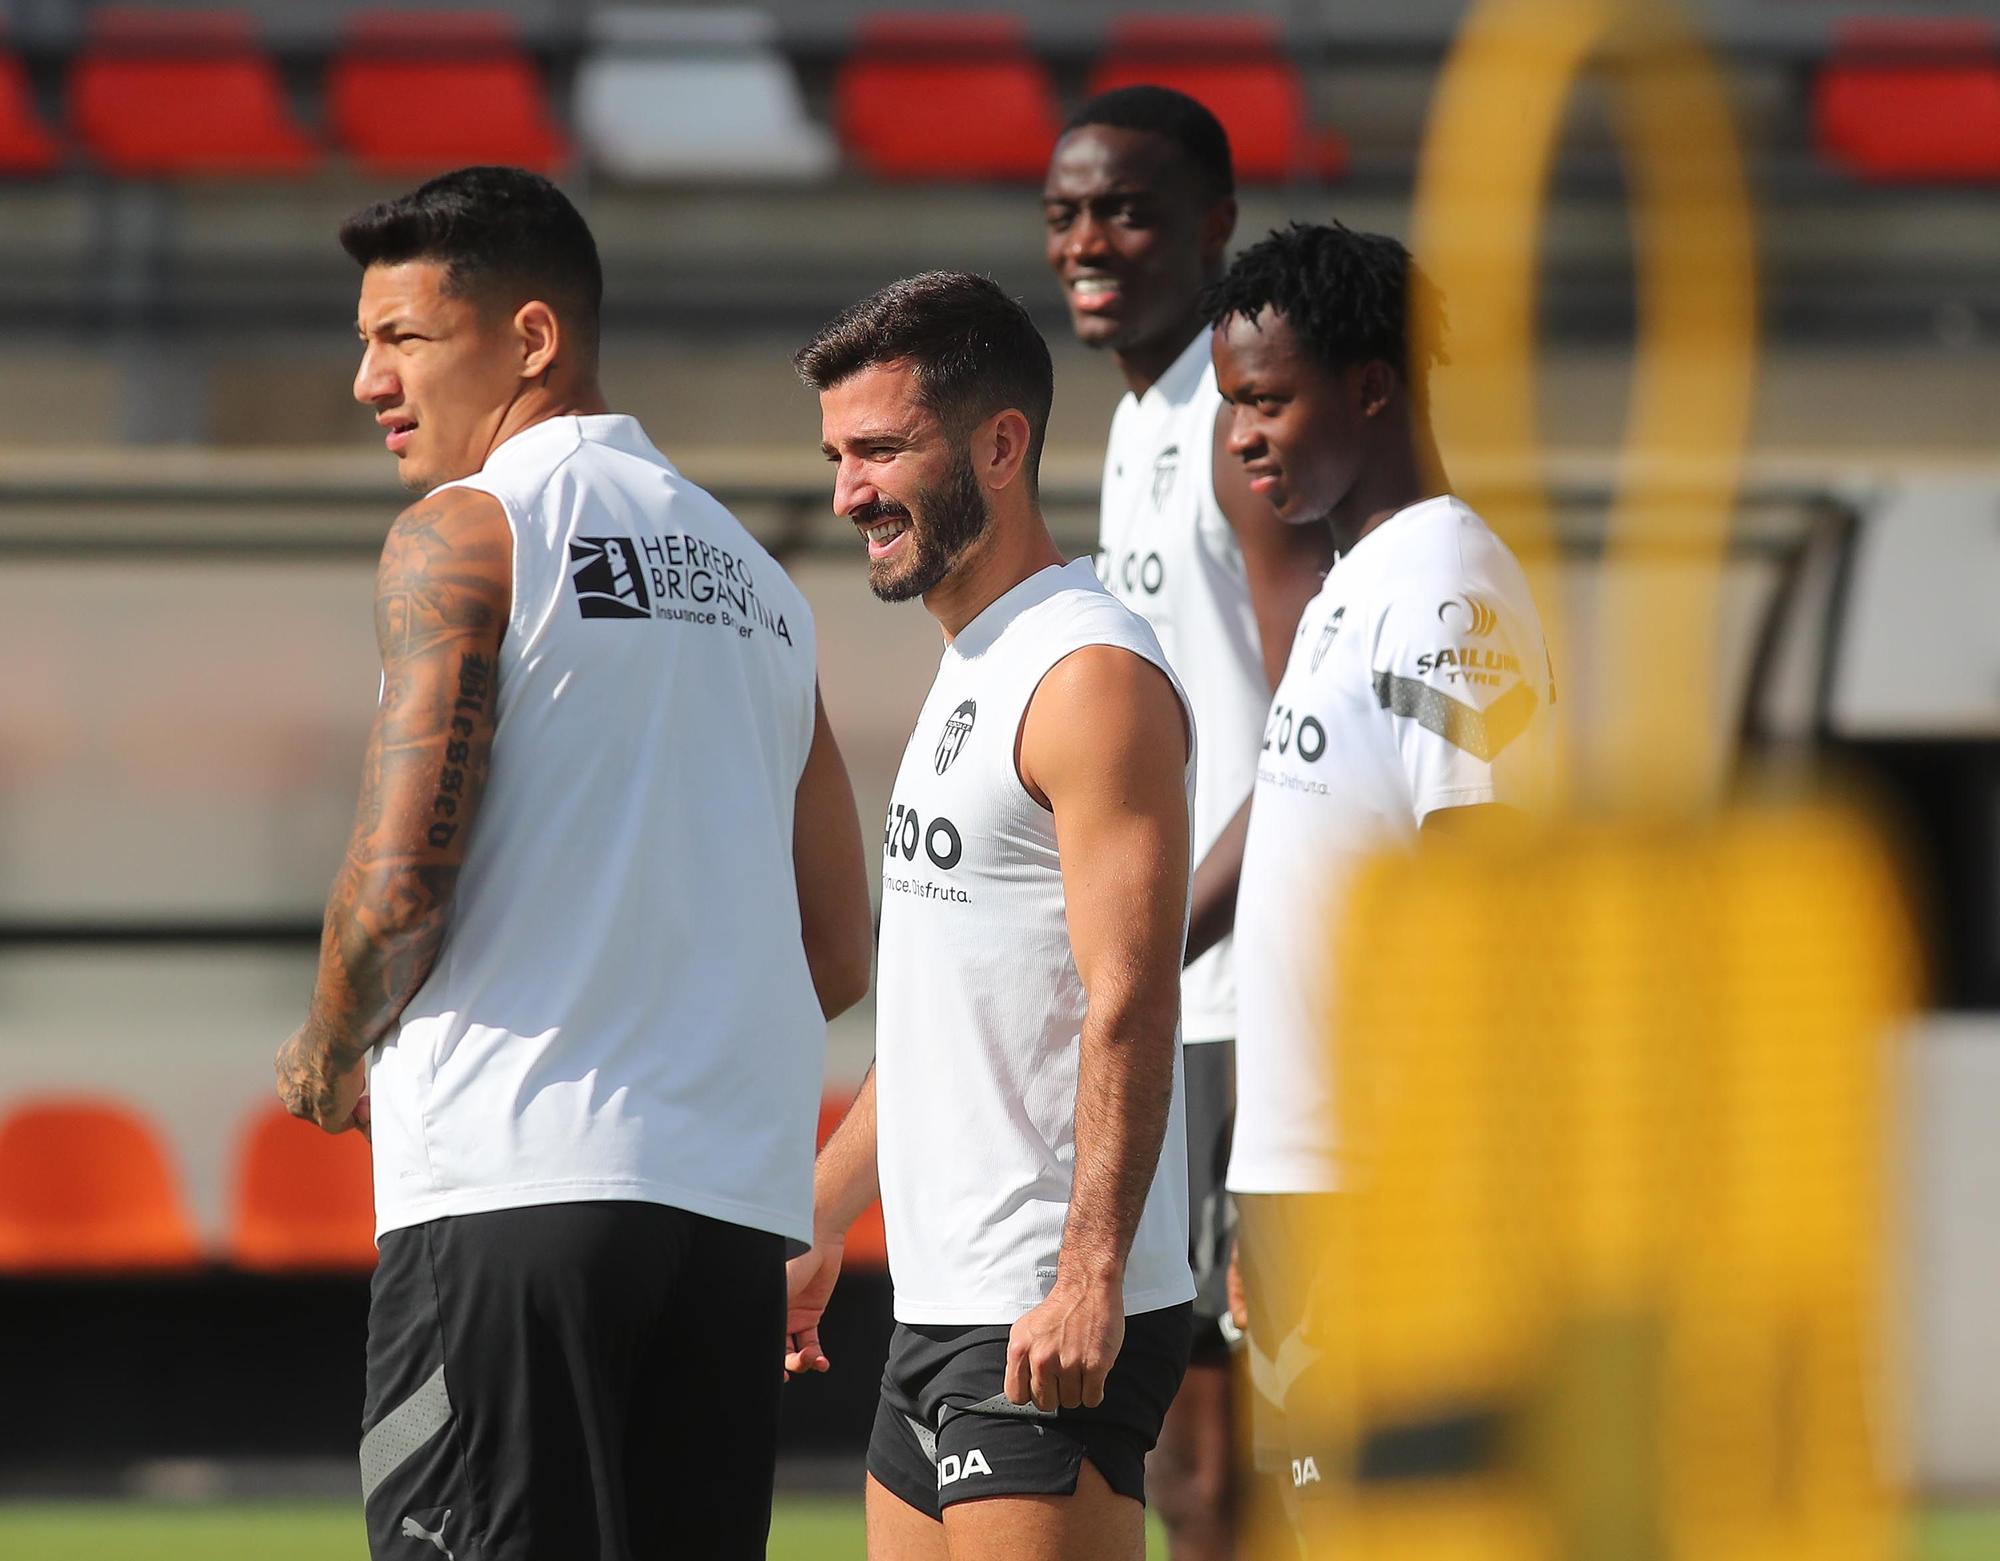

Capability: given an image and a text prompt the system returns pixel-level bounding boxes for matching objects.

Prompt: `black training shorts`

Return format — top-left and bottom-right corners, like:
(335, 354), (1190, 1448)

(867, 1302), (1193, 1519)
(360, 1201), (785, 1561)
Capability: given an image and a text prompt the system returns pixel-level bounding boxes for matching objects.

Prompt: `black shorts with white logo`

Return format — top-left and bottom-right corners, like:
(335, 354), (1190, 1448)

(1184, 1039), (1238, 1359)
(361, 1201), (785, 1561)
(867, 1302), (1193, 1519)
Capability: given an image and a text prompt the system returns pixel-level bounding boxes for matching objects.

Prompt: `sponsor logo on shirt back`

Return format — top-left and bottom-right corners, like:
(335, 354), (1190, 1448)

(568, 533), (794, 645)
(569, 537), (650, 618)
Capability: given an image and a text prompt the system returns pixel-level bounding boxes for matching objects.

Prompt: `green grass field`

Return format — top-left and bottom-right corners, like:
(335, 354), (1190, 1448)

(0, 1500), (1990, 1559)
(0, 1499), (1171, 1559)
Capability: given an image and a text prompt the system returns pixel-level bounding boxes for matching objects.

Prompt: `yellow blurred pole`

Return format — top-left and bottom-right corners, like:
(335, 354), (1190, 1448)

(1412, 0), (1757, 810)
(1411, 0), (1600, 809)
(1597, 2), (1757, 807)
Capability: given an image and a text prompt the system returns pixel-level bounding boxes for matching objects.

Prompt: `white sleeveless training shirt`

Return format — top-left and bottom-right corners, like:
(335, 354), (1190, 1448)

(1097, 328), (1269, 1043)
(1228, 497), (1555, 1195)
(368, 414), (826, 1250)
(874, 559), (1198, 1324)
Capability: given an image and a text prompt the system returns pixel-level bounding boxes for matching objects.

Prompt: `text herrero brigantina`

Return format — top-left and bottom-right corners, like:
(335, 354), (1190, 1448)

(640, 533), (795, 645)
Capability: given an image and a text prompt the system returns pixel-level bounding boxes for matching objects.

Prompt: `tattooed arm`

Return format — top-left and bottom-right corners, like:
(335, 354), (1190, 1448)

(276, 486), (512, 1132)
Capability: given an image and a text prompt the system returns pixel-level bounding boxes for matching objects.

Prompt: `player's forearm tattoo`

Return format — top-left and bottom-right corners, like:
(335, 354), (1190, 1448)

(297, 492), (508, 1077)
(428, 653), (492, 849)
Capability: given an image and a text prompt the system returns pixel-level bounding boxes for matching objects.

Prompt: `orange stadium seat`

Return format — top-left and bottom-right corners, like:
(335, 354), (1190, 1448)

(0, 1098), (201, 1272)
(837, 14), (1060, 180)
(227, 1105), (377, 1273)
(1814, 21), (2000, 181)
(817, 1092), (887, 1268)
(328, 11), (567, 176)
(68, 9), (315, 176)
(1087, 15), (1346, 182)
(0, 45), (59, 174)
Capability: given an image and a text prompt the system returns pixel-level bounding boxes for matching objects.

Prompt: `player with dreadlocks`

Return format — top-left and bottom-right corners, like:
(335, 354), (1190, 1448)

(1208, 223), (1557, 1554)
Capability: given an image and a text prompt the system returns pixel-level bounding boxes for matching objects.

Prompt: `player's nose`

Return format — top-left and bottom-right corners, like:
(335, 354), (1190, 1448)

(1224, 407), (1264, 458)
(352, 346), (399, 407)
(1066, 213), (1111, 264)
(831, 460), (876, 519)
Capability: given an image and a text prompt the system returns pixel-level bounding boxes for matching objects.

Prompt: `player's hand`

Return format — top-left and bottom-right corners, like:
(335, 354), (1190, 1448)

(1226, 1242), (1248, 1333)
(1004, 1272), (1125, 1412)
(784, 1233), (843, 1381)
(274, 1025), (368, 1135)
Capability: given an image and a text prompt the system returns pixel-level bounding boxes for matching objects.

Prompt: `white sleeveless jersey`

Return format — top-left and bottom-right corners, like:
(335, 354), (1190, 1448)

(1097, 328), (1268, 1043)
(368, 414), (826, 1249)
(1228, 497), (1555, 1194)
(874, 559), (1197, 1324)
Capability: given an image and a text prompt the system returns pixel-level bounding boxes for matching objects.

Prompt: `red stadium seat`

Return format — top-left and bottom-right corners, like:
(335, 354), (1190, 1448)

(328, 11), (567, 176)
(227, 1105), (377, 1273)
(817, 1092), (887, 1269)
(68, 9), (315, 177)
(0, 1097), (201, 1272)
(837, 14), (1060, 180)
(1087, 15), (1346, 182)
(0, 46), (59, 174)
(1814, 21), (2000, 182)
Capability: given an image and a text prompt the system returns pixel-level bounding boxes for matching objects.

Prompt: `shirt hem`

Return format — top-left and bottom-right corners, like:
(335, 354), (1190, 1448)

(890, 1277), (1197, 1327)
(1225, 1163), (1343, 1196)
(1412, 784), (1498, 823)
(374, 1177), (812, 1254)
(1182, 1013), (1235, 1044)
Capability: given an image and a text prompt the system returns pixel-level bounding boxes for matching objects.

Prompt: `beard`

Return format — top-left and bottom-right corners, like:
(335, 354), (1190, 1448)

(864, 450), (992, 603)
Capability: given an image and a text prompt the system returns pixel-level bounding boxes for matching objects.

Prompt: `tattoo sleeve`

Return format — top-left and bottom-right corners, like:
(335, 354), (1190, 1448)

(299, 488), (512, 1071)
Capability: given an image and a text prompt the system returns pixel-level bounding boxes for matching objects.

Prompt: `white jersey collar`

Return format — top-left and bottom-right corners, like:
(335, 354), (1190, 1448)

(948, 558), (1098, 662)
(1337, 493), (1464, 570)
(471, 413), (665, 477)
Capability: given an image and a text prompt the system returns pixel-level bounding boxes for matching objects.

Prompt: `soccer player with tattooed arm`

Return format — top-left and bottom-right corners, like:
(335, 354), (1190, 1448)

(274, 165), (872, 1561)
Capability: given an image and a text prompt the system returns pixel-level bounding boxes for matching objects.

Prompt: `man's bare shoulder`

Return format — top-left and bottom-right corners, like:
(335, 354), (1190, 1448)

(1021, 643), (1189, 807)
(383, 484), (509, 558)
(375, 486), (512, 659)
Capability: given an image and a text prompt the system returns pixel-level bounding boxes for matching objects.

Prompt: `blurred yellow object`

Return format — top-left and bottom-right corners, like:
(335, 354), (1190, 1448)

(1248, 2), (1915, 1559)
(1275, 812), (1913, 1561)
(1413, 0), (1756, 809)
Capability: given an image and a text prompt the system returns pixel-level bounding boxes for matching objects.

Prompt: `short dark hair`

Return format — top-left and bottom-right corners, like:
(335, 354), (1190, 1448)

(1202, 221), (1447, 385)
(795, 271), (1056, 490)
(1062, 85), (1234, 201)
(339, 166), (603, 355)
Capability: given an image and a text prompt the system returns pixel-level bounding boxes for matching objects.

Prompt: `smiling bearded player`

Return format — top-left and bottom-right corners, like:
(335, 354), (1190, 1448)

(785, 270), (1198, 1561)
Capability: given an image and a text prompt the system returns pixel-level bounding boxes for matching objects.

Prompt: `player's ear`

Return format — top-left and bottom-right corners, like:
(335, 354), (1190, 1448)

(974, 408), (1033, 494)
(515, 299), (560, 382)
(1358, 360), (1396, 419)
(1201, 195), (1237, 263)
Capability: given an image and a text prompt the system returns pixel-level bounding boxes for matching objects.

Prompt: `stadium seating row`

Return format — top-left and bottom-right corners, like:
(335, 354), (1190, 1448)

(0, 1091), (888, 1275)
(3, 8), (1993, 185)
(1812, 19), (2000, 181)
(0, 7), (1343, 184)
